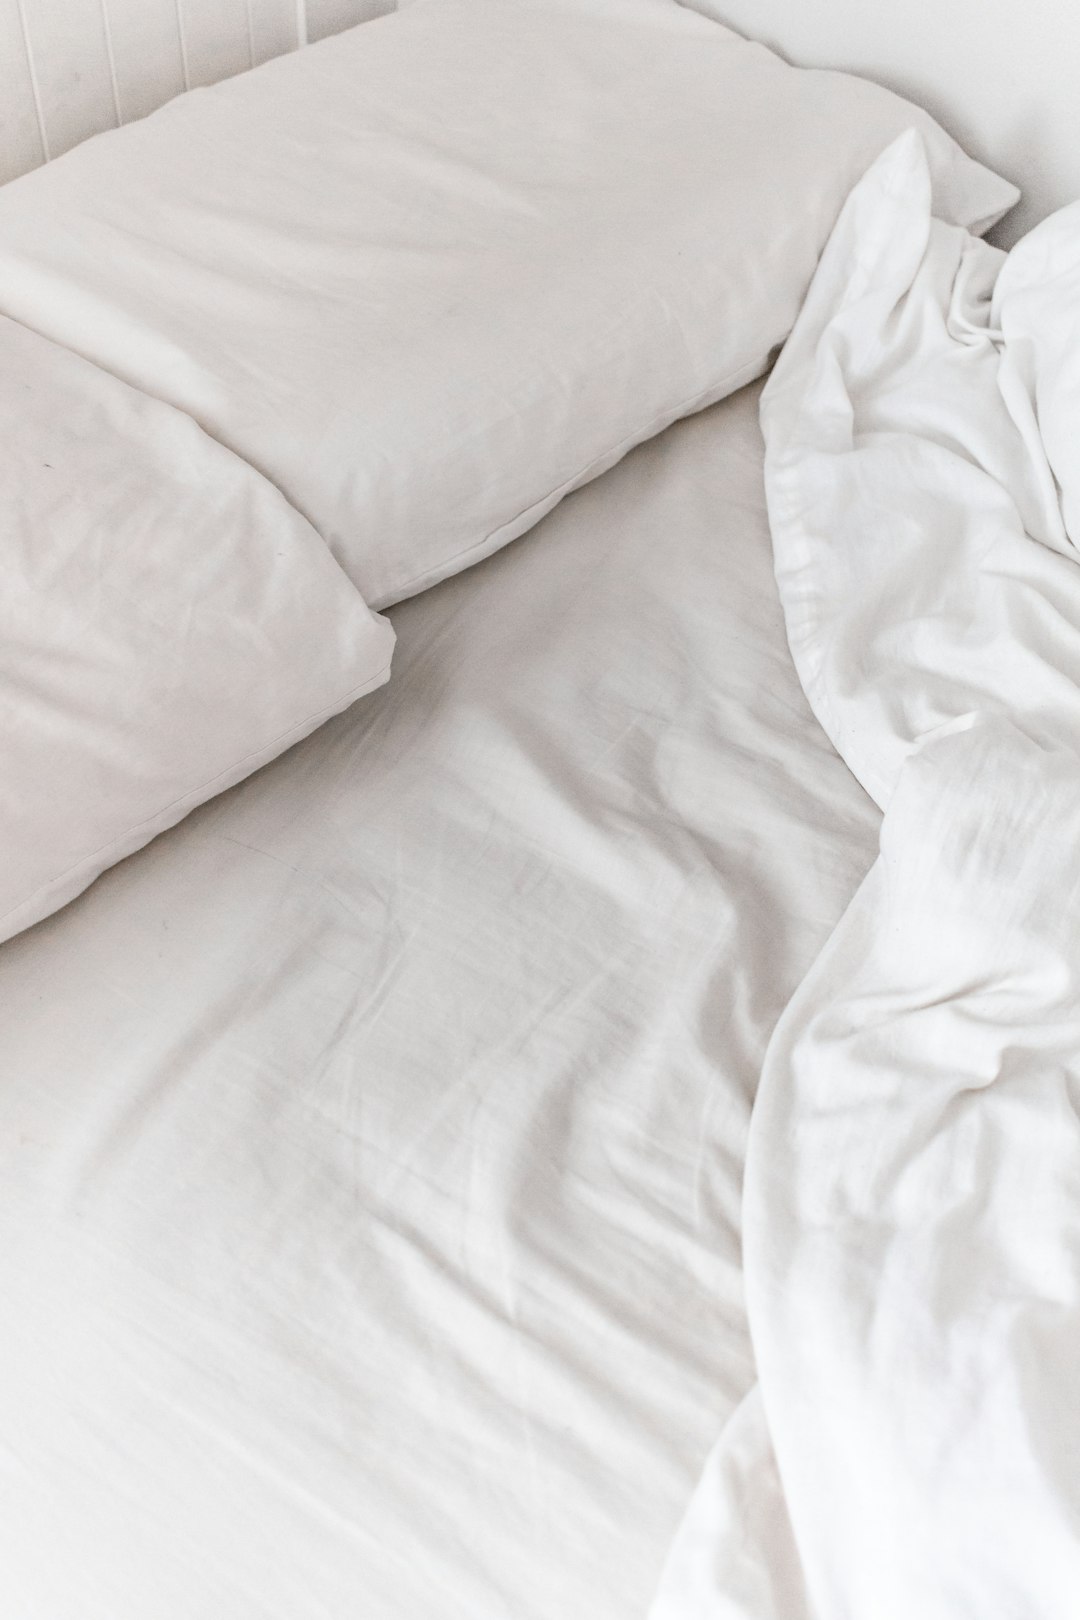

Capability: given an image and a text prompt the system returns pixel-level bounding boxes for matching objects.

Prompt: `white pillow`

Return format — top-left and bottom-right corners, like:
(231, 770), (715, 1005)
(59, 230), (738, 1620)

(994, 201), (1080, 547)
(0, 0), (1014, 610)
(0, 316), (393, 947)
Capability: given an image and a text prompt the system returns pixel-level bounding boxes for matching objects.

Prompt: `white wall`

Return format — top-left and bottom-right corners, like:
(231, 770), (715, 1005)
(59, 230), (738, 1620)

(682, 0), (1080, 246)
(0, 0), (395, 185)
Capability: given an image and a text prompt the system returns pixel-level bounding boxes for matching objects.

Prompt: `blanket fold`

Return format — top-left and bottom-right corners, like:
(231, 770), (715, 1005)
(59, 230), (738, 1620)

(654, 131), (1080, 1617)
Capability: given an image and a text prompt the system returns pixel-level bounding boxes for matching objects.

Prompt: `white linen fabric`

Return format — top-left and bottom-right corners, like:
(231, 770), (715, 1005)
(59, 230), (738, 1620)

(994, 199), (1080, 547)
(0, 314), (392, 947)
(761, 130), (1076, 807)
(0, 0), (1014, 609)
(653, 135), (1080, 1617)
(0, 383), (880, 1620)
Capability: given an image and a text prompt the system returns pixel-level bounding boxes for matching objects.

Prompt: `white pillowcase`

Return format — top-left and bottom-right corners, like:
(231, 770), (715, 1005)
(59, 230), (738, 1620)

(994, 201), (1080, 547)
(0, 317), (393, 947)
(0, 0), (1014, 610)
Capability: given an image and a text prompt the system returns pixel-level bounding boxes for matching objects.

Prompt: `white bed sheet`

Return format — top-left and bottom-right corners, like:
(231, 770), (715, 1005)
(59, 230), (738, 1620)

(0, 382), (878, 1619)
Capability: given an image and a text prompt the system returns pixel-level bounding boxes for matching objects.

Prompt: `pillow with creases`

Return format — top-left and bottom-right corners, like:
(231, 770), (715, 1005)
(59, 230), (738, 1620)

(0, 316), (393, 947)
(0, 0), (1015, 609)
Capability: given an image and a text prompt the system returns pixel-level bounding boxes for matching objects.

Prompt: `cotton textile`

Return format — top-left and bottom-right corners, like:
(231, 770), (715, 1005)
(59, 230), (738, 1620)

(0, 384), (879, 1619)
(0, 0), (1013, 608)
(0, 315), (392, 945)
(654, 133), (1080, 1617)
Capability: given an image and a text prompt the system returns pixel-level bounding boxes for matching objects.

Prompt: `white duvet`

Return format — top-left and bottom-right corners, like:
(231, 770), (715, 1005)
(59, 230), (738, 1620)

(655, 133), (1080, 1617)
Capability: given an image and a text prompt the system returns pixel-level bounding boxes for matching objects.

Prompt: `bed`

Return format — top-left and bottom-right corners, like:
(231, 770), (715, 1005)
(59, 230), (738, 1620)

(1, 2), (1078, 1616)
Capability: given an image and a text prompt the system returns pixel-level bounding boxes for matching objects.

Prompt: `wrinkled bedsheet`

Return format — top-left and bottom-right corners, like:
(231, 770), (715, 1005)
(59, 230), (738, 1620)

(0, 382), (879, 1620)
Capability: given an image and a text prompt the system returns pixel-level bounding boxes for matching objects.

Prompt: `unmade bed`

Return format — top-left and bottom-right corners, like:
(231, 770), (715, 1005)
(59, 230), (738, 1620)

(3, 1), (1080, 1615)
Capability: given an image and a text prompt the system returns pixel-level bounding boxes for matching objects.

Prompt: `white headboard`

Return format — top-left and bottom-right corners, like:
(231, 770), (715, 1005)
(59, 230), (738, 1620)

(682, 0), (1080, 247)
(0, 0), (395, 185)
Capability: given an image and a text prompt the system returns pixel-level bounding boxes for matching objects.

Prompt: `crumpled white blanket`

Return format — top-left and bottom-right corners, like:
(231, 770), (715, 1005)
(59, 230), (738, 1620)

(653, 131), (1080, 1617)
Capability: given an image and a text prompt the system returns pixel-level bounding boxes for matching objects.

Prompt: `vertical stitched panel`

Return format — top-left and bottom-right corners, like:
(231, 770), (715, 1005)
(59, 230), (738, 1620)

(250, 0), (298, 66)
(0, 0), (47, 179)
(18, 0), (119, 161)
(100, 0), (185, 123)
(178, 0), (252, 90)
(305, 0), (394, 46)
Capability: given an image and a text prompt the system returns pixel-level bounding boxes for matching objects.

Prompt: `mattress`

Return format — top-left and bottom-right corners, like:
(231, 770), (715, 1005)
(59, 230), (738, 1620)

(0, 380), (879, 1619)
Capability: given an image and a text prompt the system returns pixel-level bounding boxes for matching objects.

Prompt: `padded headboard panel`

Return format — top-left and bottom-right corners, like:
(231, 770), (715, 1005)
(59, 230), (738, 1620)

(0, 0), (395, 185)
(682, 0), (1080, 247)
